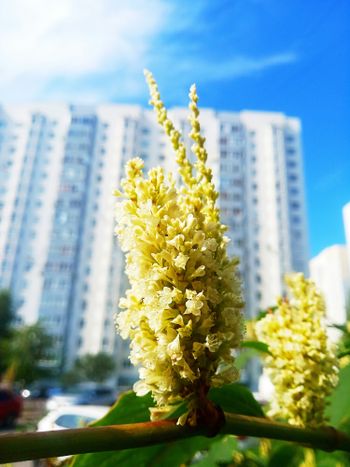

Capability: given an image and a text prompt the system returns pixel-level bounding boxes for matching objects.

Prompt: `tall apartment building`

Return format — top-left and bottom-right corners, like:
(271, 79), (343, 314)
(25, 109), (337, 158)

(309, 203), (350, 336)
(0, 104), (308, 387)
(310, 245), (350, 327)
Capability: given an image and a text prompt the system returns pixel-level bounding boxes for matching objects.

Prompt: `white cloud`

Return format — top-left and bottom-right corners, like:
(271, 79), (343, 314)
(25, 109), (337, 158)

(0, 0), (297, 102)
(192, 53), (297, 81)
(0, 0), (172, 101)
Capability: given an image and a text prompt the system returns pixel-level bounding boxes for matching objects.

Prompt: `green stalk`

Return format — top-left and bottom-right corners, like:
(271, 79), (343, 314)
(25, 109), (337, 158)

(0, 413), (350, 463)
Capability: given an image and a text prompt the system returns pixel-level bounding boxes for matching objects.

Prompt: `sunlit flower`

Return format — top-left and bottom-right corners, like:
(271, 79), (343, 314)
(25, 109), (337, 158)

(256, 273), (339, 427)
(114, 70), (244, 423)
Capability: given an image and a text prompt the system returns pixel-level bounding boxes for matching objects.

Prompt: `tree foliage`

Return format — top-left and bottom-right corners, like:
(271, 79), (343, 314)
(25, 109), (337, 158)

(0, 289), (14, 375)
(0, 289), (13, 339)
(6, 323), (54, 386)
(71, 352), (116, 383)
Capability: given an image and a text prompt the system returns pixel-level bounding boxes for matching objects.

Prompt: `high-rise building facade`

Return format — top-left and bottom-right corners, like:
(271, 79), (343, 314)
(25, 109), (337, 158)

(310, 245), (350, 328)
(0, 104), (308, 386)
(309, 202), (350, 338)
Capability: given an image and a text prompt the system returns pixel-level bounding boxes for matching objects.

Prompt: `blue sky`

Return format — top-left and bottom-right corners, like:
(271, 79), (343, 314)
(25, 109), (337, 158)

(0, 0), (349, 257)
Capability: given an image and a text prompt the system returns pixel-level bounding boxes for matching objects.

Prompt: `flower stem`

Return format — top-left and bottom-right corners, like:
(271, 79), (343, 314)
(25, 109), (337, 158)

(0, 414), (349, 463)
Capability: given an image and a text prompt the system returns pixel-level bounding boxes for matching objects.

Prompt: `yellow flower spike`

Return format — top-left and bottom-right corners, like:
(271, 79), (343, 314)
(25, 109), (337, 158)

(256, 273), (339, 427)
(115, 72), (244, 424)
(144, 69), (195, 188)
(187, 83), (219, 226)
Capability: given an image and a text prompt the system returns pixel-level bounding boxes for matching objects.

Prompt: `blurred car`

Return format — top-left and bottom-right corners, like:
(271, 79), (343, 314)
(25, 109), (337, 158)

(37, 405), (109, 431)
(46, 386), (117, 411)
(0, 388), (22, 427)
(35, 405), (109, 465)
(22, 384), (63, 400)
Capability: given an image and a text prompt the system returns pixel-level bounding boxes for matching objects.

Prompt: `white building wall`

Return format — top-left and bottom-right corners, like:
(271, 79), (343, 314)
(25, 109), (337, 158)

(310, 245), (350, 326)
(18, 106), (71, 324)
(0, 108), (29, 286)
(72, 107), (143, 358)
(240, 111), (308, 311)
(343, 202), (350, 267)
(245, 114), (283, 309)
(0, 105), (71, 324)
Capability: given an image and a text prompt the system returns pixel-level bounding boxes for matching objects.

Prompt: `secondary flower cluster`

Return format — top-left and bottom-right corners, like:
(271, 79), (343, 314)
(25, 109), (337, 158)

(256, 273), (339, 427)
(114, 71), (244, 421)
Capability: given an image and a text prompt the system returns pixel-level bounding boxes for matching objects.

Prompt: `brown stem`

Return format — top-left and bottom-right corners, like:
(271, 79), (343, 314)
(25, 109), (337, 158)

(0, 413), (350, 463)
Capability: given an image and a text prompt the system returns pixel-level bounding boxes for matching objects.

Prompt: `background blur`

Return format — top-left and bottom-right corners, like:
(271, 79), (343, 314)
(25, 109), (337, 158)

(0, 0), (349, 441)
(0, 0), (348, 253)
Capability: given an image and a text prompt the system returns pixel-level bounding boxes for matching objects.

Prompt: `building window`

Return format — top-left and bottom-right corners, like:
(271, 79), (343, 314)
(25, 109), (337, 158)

(292, 216), (301, 224)
(285, 135), (295, 143)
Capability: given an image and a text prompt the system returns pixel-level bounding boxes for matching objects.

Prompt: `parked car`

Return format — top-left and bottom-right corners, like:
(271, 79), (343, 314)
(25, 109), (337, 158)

(0, 388), (22, 427)
(46, 386), (117, 411)
(37, 404), (109, 431)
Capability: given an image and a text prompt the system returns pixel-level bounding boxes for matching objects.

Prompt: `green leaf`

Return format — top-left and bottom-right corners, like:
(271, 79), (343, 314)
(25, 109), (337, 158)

(241, 340), (272, 355)
(191, 435), (237, 466)
(337, 348), (350, 359)
(209, 383), (265, 417)
(70, 391), (214, 467)
(328, 323), (347, 333)
(154, 400), (187, 421)
(267, 443), (304, 467)
(235, 348), (257, 370)
(314, 448), (350, 467)
(327, 364), (350, 430)
(256, 307), (277, 321)
(93, 391), (154, 426)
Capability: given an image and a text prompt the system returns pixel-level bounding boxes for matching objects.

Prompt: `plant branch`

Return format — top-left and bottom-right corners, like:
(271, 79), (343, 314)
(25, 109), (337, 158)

(1, 413), (350, 463)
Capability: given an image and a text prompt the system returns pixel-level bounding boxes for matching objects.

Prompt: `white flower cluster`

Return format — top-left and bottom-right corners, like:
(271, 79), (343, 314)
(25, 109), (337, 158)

(114, 71), (244, 422)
